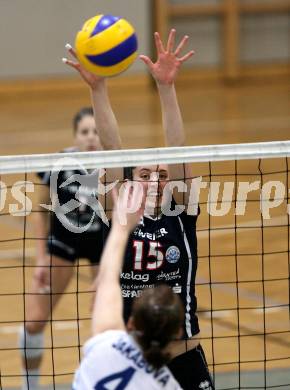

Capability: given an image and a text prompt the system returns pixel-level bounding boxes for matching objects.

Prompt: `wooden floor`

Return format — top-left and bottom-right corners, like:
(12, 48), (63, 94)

(0, 76), (289, 388)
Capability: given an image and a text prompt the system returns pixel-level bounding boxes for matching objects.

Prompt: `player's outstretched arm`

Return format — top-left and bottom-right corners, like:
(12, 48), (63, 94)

(140, 29), (194, 147)
(63, 44), (122, 151)
(140, 30), (195, 207)
(91, 183), (144, 335)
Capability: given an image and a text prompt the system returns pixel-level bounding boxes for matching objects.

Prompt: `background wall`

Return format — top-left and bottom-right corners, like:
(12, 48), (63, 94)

(0, 0), (289, 80)
(0, 0), (150, 79)
(240, 14), (290, 64)
(173, 14), (290, 67)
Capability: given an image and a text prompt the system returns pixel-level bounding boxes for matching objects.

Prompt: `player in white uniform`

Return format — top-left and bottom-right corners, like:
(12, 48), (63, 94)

(72, 183), (183, 390)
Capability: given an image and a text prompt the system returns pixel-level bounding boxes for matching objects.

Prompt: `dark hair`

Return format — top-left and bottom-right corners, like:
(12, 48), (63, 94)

(73, 107), (94, 133)
(123, 167), (135, 181)
(123, 164), (168, 181)
(132, 284), (184, 370)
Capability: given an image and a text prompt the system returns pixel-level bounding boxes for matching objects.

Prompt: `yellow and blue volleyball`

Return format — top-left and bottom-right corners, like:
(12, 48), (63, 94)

(75, 14), (138, 77)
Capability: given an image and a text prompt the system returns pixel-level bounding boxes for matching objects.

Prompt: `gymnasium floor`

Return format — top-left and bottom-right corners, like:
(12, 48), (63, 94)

(0, 77), (289, 389)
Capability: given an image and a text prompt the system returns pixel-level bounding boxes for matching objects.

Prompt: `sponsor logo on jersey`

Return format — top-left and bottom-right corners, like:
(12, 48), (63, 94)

(121, 271), (149, 283)
(172, 283), (182, 293)
(165, 246), (180, 263)
(156, 268), (181, 281)
(133, 227), (168, 240)
(199, 380), (212, 389)
(122, 289), (143, 298)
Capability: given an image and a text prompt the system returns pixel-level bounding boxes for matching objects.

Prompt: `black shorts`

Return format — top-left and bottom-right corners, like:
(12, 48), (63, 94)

(47, 229), (106, 264)
(168, 344), (215, 390)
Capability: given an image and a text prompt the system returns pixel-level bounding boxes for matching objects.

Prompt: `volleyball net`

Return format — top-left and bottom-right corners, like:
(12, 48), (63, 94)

(0, 140), (289, 389)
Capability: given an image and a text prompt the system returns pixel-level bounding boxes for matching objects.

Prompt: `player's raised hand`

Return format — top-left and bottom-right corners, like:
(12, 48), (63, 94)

(62, 43), (104, 89)
(140, 29), (194, 85)
(111, 183), (144, 231)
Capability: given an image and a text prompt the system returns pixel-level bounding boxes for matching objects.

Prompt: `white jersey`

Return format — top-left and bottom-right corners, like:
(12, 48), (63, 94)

(72, 330), (182, 390)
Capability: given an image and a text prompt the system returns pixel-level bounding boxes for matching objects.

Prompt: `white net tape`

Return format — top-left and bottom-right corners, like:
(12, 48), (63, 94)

(0, 140), (290, 174)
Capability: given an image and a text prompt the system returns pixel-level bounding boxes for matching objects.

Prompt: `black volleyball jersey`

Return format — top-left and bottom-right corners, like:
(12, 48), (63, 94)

(37, 147), (101, 235)
(121, 208), (200, 338)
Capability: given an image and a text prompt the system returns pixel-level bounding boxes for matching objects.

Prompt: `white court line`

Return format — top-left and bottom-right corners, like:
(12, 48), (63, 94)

(0, 247), (35, 260)
(203, 310), (232, 318)
(0, 325), (22, 334)
(55, 321), (83, 330)
(1, 307), (285, 335)
(202, 307), (286, 319)
(0, 321), (82, 335)
(253, 307), (286, 314)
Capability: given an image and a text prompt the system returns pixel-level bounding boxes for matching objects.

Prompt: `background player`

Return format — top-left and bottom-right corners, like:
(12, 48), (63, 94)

(72, 183), (184, 389)
(19, 96), (119, 390)
(65, 29), (214, 389)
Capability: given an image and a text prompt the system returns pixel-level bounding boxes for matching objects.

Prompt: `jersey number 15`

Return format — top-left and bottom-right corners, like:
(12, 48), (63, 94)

(133, 240), (164, 271)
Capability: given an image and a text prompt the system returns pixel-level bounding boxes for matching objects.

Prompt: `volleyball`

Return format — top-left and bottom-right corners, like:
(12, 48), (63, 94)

(75, 14), (138, 77)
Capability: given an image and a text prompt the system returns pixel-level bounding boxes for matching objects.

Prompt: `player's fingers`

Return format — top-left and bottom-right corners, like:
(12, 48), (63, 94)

(125, 181), (135, 205)
(139, 55), (154, 70)
(174, 35), (189, 56)
(131, 182), (143, 207)
(111, 187), (118, 206)
(154, 32), (165, 54)
(134, 185), (145, 215)
(178, 50), (195, 63)
(166, 28), (176, 52)
(62, 58), (79, 70)
(65, 43), (78, 59)
(120, 183), (132, 211)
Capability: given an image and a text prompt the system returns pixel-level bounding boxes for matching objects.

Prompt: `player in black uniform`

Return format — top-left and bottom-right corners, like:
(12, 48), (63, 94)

(65, 29), (214, 389)
(20, 62), (121, 390)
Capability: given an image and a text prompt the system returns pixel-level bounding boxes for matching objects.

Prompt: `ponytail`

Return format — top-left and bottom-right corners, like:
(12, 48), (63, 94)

(135, 330), (171, 369)
(132, 285), (184, 370)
